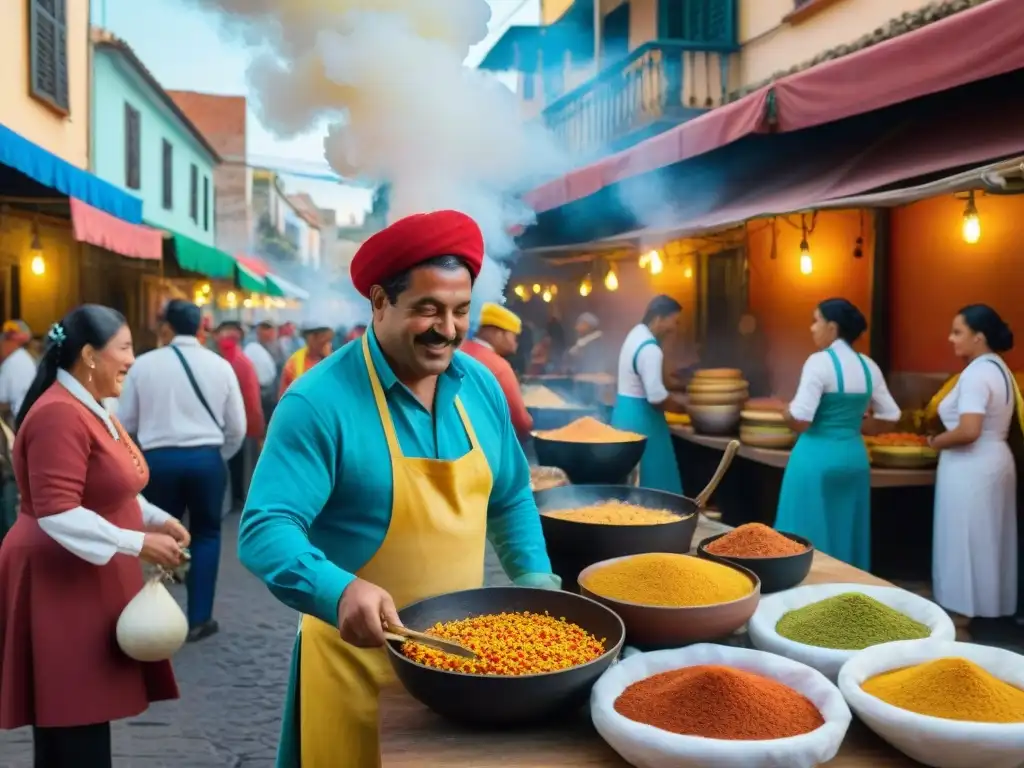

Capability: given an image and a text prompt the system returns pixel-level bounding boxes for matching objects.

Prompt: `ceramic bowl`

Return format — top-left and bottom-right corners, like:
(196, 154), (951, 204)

(687, 403), (742, 435)
(697, 531), (814, 593)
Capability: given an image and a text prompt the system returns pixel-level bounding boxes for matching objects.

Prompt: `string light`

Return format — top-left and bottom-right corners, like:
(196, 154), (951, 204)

(649, 251), (664, 275)
(549, 284), (558, 296)
(579, 275), (593, 296)
(799, 213), (813, 276)
(541, 288), (553, 303)
(604, 264), (619, 291)
(683, 266), (693, 279)
(513, 284), (528, 300)
(962, 190), (981, 244)
(29, 223), (45, 275)
(532, 283), (542, 294)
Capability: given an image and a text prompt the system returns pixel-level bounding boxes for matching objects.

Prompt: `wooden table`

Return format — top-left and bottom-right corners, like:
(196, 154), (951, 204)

(379, 518), (924, 767)
(671, 428), (936, 489)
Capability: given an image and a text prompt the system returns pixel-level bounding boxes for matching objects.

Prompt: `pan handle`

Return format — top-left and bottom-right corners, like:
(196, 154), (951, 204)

(694, 439), (741, 509)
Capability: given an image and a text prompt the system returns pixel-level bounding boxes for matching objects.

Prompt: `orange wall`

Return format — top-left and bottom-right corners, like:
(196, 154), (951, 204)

(890, 194), (1024, 373)
(747, 210), (875, 397)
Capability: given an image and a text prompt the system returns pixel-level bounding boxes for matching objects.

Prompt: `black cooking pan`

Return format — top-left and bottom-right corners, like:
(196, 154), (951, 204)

(533, 433), (646, 485)
(385, 587), (625, 725)
(535, 441), (741, 589)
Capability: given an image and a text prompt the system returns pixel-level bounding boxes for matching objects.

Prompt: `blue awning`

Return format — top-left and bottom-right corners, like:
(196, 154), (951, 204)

(0, 122), (142, 223)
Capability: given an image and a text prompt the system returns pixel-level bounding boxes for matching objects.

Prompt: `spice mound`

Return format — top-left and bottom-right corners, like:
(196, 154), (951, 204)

(862, 657), (1024, 723)
(582, 553), (753, 607)
(776, 593), (931, 650)
(523, 385), (572, 409)
(705, 523), (809, 558)
(615, 665), (824, 740)
(535, 416), (644, 443)
(543, 501), (680, 526)
(400, 611), (606, 676)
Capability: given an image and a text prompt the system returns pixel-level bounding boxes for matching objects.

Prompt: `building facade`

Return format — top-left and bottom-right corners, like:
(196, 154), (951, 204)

(168, 90), (252, 255)
(251, 170), (322, 268)
(91, 30), (219, 245)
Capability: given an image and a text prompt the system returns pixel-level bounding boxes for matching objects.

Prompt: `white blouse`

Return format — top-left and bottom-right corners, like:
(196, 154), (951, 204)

(617, 324), (669, 404)
(938, 353), (1015, 441)
(789, 340), (901, 423)
(34, 369), (172, 565)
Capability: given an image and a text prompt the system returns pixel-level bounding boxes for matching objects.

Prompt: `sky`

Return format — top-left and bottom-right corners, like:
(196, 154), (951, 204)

(90, 0), (540, 224)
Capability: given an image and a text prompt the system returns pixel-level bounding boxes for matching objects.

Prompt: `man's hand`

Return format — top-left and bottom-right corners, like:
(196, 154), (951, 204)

(159, 518), (191, 548)
(337, 578), (402, 647)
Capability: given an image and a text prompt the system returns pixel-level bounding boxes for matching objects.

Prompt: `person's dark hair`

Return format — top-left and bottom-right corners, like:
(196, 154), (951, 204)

(818, 298), (867, 344)
(378, 254), (474, 304)
(642, 295), (683, 325)
(15, 305), (126, 430)
(959, 303), (1014, 353)
(161, 299), (202, 336)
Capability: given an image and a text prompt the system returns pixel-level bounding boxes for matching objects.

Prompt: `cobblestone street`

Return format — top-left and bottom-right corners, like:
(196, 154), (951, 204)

(0, 513), (510, 767)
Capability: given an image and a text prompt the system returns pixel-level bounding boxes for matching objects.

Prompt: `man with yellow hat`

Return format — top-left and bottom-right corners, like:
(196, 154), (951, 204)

(462, 302), (533, 439)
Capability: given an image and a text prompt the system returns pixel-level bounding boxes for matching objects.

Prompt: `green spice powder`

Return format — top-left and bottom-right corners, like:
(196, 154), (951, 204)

(775, 593), (931, 650)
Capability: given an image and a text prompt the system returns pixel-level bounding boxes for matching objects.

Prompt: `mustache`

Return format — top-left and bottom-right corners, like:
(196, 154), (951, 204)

(415, 329), (460, 346)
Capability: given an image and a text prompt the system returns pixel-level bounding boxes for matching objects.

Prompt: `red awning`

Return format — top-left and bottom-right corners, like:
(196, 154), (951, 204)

(772, 0), (1024, 132)
(69, 198), (162, 260)
(525, 0), (1023, 215)
(523, 87), (772, 214)
(235, 253), (271, 277)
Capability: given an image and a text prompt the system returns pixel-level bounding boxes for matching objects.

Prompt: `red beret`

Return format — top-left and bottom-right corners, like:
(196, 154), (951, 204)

(350, 210), (484, 298)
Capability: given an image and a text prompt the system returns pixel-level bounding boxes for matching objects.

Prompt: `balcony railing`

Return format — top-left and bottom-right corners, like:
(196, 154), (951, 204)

(541, 41), (738, 159)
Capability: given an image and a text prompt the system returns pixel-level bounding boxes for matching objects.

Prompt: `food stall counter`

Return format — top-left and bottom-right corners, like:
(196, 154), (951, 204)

(378, 518), (925, 767)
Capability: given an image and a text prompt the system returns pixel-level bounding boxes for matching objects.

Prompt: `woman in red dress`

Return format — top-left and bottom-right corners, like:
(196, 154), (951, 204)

(0, 305), (190, 767)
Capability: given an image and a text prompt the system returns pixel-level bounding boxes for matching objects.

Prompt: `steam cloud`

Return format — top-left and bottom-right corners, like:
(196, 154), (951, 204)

(186, 0), (566, 323)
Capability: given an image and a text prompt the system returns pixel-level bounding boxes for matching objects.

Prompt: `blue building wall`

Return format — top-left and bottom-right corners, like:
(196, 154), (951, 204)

(91, 49), (217, 245)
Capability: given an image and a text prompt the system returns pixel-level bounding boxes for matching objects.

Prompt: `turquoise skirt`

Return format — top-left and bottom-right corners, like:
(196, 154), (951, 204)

(611, 394), (683, 495)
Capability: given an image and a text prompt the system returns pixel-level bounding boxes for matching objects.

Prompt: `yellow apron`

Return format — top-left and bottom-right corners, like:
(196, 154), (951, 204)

(297, 334), (492, 767)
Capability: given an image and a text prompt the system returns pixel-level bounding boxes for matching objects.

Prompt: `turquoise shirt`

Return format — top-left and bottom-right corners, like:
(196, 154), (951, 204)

(238, 329), (554, 626)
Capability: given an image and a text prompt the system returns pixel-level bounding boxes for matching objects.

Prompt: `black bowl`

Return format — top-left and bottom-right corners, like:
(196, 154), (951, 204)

(533, 434), (647, 485)
(696, 531), (815, 593)
(528, 405), (597, 431)
(385, 587), (625, 725)
(535, 485), (699, 591)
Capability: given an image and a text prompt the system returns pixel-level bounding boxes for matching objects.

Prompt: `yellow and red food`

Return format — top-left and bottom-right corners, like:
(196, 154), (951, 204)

(870, 432), (929, 447)
(400, 611), (606, 676)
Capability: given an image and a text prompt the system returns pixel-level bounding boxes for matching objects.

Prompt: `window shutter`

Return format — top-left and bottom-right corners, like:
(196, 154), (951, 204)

(189, 164), (198, 222)
(203, 176), (210, 231)
(29, 0), (69, 112)
(124, 104), (141, 189)
(162, 140), (174, 210)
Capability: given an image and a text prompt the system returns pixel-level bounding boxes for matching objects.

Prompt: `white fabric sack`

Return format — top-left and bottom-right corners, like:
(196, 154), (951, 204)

(590, 644), (851, 768)
(747, 583), (955, 682)
(117, 576), (189, 662)
(838, 639), (1024, 768)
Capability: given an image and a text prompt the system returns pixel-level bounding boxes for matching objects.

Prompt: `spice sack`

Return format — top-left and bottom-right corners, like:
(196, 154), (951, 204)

(838, 639), (1024, 768)
(748, 583), (955, 681)
(116, 575), (189, 661)
(590, 644), (851, 768)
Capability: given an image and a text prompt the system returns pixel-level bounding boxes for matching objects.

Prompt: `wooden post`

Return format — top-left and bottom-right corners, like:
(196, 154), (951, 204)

(593, 0), (603, 71)
(869, 208), (891, 375)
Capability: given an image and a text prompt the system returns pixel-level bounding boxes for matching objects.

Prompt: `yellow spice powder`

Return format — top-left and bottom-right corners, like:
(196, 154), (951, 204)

(543, 501), (680, 525)
(582, 553), (753, 607)
(862, 657), (1024, 723)
(535, 416), (644, 443)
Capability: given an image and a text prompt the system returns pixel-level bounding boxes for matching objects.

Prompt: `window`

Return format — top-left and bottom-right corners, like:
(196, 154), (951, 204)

(662, 0), (734, 44)
(124, 104), (141, 190)
(189, 164), (198, 222)
(203, 176), (210, 231)
(29, 0), (69, 113)
(162, 140), (173, 210)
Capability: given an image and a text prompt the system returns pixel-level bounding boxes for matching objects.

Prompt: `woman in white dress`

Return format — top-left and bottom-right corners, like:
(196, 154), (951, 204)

(930, 304), (1021, 628)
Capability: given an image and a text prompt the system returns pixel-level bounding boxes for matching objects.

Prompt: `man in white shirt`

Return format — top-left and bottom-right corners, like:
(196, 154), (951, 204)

(119, 300), (246, 642)
(0, 320), (37, 427)
(565, 312), (607, 374)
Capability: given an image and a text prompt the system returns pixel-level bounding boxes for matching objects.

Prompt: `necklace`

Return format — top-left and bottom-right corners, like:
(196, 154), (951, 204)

(112, 418), (146, 476)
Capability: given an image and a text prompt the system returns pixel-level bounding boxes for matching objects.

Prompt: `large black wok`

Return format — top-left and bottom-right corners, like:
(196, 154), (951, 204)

(533, 433), (646, 485)
(385, 587), (624, 725)
(535, 441), (741, 589)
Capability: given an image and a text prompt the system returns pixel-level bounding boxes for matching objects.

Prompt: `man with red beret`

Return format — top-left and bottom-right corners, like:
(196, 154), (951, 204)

(239, 210), (559, 768)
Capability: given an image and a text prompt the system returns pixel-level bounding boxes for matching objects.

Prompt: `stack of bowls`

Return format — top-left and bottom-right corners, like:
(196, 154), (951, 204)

(739, 399), (795, 449)
(687, 369), (747, 435)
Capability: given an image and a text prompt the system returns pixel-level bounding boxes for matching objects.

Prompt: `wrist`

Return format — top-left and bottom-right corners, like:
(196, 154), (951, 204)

(117, 528), (146, 557)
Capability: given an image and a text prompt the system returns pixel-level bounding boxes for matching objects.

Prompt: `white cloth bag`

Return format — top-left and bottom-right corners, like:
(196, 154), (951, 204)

(838, 639), (1024, 768)
(747, 583), (956, 681)
(590, 644), (851, 768)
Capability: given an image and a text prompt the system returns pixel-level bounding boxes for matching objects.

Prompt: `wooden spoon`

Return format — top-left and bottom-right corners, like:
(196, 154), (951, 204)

(384, 624), (479, 660)
(693, 439), (741, 510)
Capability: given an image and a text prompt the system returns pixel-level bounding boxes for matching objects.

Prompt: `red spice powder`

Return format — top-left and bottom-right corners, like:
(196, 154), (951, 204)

(614, 665), (824, 740)
(705, 523), (808, 558)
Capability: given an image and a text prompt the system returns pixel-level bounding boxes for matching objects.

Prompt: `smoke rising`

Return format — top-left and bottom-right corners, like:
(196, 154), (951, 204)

(187, 0), (566, 323)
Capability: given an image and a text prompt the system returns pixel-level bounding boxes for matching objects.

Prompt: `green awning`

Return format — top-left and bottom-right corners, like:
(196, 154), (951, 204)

(168, 232), (236, 279)
(236, 260), (268, 293)
(267, 273), (309, 301)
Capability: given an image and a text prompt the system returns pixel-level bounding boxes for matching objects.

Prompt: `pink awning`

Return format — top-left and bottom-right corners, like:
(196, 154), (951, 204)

(235, 253), (271, 277)
(525, 0), (1024, 216)
(772, 0), (1024, 132)
(69, 198), (162, 260)
(523, 87), (772, 214)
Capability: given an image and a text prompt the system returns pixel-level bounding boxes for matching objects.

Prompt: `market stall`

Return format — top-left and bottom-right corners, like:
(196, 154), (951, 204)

(379, 517), (927, 767)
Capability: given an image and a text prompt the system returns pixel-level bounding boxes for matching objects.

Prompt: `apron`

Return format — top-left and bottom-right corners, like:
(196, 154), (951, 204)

(775, 348), (872, 571)
(611, 338), (684, 494)
(276, 334), (492, 768)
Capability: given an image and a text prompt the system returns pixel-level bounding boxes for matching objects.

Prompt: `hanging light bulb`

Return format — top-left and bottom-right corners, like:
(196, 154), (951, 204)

(513, 284), (528, 300)
(683, 266), (693, 279)
(541, 288), (553, 303)
(29, 224), (45, 276)
(604, 264), (619, 291)
(549, 284), (558, 296)
(579, 275), (593, 297)
(962, 190), (981, 244)
(638, 251), (652, 269)
(799, 237), (813, 275)
(649, 251), (664, 275)
(532, 283), (541, 294)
